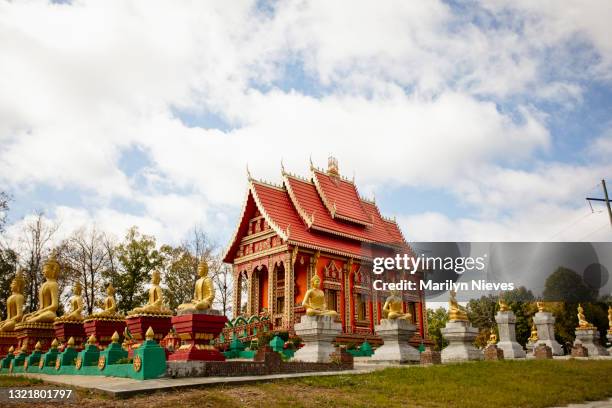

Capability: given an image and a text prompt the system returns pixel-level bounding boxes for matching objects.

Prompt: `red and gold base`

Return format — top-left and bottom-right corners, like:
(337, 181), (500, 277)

(53, 320), (86, 349)
(126, 314), (172, 343)
(0, 331), (18, 357)
(84, 318), (126, 348)
(169, 313), (227, 361)
(14, 322), (55, 353)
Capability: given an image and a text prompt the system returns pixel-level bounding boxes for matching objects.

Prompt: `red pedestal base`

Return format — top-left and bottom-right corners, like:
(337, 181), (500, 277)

(126, 315), (172, 342)
(84, 318), (126, 348)
(15, 322), (55, 353)
(169, 313), (227, 361)
(53, 321), (86, 349)
(0, 332), (18, 357)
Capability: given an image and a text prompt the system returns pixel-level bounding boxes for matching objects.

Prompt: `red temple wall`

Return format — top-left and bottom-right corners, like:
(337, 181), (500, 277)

(294, 261), (308, 303)
(259, 268), (268, 311)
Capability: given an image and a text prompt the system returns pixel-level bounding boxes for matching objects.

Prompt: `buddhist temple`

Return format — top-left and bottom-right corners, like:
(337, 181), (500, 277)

(223, 157), (428, 345)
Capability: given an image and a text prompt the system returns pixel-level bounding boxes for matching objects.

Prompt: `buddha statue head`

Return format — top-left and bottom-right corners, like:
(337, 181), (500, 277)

(106, 283), (115, 296)
(310, 275), (321, 289)
(43, 253), (60, 280)
(73, 281), (82, 296)
(151, 270), (161, 285)
(390, 289), (401, 298)
(11, 270), (25, 294)
(197, 260), (209, 277)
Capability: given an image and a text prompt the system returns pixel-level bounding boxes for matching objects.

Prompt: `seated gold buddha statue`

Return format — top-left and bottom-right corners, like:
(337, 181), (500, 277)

(0, 271), (25, 332)
(448, 290), (468, 321)
(528, 322), (538, 343)
(91, 284), (121, 318)
(22, 254), (60, 323)
(608, 306), (612, 333)
(382, 289), (412, 321)
(128, 270), (171, 316)
(302, 275), (337, 317)
(178, 260), (215, 312)
(536, 301), (546, 313)
(577, 304), (594, 329)
(57, 282), (84, 322)
(498, 298), (509, 312)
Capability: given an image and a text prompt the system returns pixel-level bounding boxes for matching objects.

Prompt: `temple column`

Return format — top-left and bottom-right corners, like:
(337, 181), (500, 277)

(246, 271), (253, 316)
(267, 257), (275, 316)
(232, 266), (240, 318)
(283, 253), (295, 329)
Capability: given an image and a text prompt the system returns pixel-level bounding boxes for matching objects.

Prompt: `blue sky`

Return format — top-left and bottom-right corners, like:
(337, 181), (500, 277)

(1, 0), (612, 248)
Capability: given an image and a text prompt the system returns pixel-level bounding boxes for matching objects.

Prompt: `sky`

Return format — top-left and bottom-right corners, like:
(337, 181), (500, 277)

(1, 0), (612, 250)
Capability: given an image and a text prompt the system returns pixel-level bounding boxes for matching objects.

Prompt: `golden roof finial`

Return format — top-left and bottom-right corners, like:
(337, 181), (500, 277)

(246, 164), (252, 181)
(111, 331), (120, 343)
(145, 326), (155, 341)
(327, 156), (339, 177)
(34, 341), (42, 351)
(51, 339), (59, 349)
(88, 334), (97, 345)
(67, 337), (75, 348)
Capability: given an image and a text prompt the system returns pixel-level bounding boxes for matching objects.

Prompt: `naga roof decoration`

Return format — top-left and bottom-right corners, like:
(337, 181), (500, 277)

(223, 158), (409, 263)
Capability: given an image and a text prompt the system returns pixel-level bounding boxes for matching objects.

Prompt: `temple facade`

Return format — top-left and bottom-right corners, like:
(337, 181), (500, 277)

(223, 158), (427, 344)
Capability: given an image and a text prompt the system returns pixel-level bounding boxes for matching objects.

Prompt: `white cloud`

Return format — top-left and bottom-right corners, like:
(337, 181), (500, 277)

(0, 0), (610, 246)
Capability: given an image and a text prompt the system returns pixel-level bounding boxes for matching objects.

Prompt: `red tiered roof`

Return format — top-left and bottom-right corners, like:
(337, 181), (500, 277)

(223, 161), (409, 262)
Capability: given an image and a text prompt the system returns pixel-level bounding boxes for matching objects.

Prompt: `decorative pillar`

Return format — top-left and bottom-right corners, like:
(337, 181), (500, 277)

(267, 257), (275, 317)
(284, 254), (295, 328)
(232, 267), (241, 318)
(246, 271), (254, 316)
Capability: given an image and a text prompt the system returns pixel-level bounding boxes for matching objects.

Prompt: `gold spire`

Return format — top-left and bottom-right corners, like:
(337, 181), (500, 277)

(111, 331), (119, 343)
(87, 334), (97, 345)
(51, 339), (59, 349)
(34, 341), (42, 351)
(8, 346), (14, 353)
(67, 337), (75, 347)
(145, 326), (155, 341)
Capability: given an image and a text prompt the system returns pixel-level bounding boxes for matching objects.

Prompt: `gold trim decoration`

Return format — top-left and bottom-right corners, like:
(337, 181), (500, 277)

(133, 355), (142, 372)
(97, 356), (106, 370)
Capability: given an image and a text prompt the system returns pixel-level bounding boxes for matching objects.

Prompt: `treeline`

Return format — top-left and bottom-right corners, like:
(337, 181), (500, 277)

(0, 194), (232, 319)
(428, 268), (611, 351)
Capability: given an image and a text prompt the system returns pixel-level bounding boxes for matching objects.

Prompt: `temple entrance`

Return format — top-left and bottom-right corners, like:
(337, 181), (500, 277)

(273, 262), (285, 327)
(257, 266), (268, 314)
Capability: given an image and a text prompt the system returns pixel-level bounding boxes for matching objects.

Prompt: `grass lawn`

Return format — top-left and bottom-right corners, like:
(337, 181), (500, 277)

(1, 359), (611, 407)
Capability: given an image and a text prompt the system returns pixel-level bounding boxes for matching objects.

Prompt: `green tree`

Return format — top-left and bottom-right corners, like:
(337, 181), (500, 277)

(108, 227), (162, 314)
(467, 294), (498, 348)
(0, 248), (18, 320)
(500, 286), (536, 346)
(426, 307), (448, 351)
(543, 266), (597, 303)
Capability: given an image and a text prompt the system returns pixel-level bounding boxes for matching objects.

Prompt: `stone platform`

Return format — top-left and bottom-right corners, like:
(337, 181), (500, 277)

(441, 320), (482, 363)
(534, 312), (562, 355)
(370, 319), (419, 364)
(293, 315), (342, 363)
(495, 310), (525, 359)
(574, 328), (609, 357)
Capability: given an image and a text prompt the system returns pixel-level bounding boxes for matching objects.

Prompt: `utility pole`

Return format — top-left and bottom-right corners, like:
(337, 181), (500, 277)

(586, 179), (612, 228)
